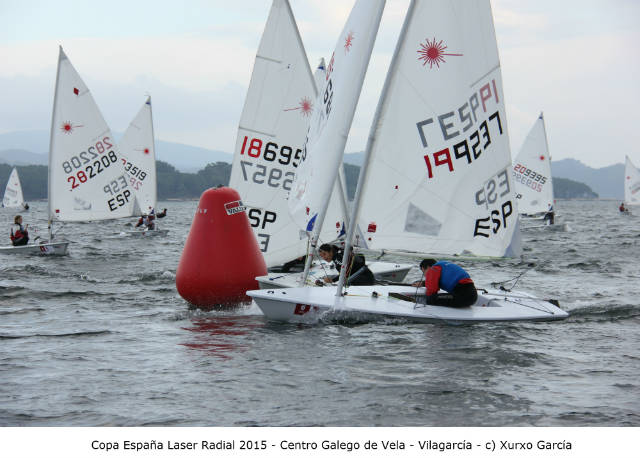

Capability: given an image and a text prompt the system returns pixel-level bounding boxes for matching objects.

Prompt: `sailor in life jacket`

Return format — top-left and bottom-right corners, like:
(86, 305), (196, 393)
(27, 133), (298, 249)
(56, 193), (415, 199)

(135, 213), (156, 230)
(10, 215), (29, 246)
(543, 203), (555, 225)
(316, 243), (375, 286)
(412, 259), (477, 307)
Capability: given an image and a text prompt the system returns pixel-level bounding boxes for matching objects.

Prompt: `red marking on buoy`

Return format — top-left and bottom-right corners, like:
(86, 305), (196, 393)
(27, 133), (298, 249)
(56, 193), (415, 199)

(176, 187), (266, 308)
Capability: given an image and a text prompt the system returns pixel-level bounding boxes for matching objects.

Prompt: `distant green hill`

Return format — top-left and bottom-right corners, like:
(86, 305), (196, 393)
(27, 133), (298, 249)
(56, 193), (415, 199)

(0, 160), (598, 201)
(342, 163), (598, 200)
(345, 153), (625, 199)
(0, 161), (232, 201)
(553, 177), (598, 199)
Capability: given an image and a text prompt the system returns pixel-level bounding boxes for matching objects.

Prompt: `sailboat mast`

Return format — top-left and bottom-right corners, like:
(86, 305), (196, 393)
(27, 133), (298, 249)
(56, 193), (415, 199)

(148, 96), (157, 212)
(539, 112), (555, 203)
(48, 47), (64, 240)
(337, 166), (350, 232)
(336, 0), (417, 294)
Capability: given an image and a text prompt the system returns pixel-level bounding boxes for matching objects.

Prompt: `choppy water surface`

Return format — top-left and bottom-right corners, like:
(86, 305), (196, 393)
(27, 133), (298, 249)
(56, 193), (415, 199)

(1, 200), (639, 426)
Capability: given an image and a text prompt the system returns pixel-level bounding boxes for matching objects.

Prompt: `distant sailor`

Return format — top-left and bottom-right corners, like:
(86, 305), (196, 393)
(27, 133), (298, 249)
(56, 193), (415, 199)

(412, 259), (477, 307)
(316, 243), (375, 286)
(543, 203), (555, 225)
(135, 214), (156, 231)
(619, 202), (628, 213)
(22, 202), (29, 210)
(10, 215), (29, 246)
(156, 208), (167, 218)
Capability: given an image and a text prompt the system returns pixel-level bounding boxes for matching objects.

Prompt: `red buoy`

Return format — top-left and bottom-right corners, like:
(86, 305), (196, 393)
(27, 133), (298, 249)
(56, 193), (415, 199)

(176, 187), (267, 308)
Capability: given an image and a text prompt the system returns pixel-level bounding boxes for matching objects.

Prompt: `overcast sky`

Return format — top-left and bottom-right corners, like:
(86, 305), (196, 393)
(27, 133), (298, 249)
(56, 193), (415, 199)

(1, 0), (639, 167)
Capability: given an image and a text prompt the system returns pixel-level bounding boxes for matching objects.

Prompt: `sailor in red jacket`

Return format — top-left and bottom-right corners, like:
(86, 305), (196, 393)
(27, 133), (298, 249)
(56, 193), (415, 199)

(413, 258), (477, 307)
(10, 215), (29, 246)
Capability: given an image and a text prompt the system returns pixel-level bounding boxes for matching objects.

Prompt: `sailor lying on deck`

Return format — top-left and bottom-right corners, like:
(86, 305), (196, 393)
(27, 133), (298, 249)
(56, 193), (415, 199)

(316, 243), (375, 286)
(411, 259), (477, 307)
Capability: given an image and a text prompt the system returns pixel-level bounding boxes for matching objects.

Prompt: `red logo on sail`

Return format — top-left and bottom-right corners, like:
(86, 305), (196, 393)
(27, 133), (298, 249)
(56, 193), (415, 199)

(539, 155), (545, 161)
(417, 38), (462, 68)
(60, 121), (83, 134)
(284, 97), (313, 117)
(344, 31), (355, 53)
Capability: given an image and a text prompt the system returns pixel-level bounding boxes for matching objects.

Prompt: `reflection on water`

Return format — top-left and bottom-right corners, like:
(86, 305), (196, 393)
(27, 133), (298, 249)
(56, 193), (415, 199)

(181, 316), (264, 359)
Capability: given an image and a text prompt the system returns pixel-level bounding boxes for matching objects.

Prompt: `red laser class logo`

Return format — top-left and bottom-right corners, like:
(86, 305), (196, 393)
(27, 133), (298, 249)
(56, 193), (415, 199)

(540, 155), (546, 161)
(344, 31), (355, 53)
(135, 147), (151, 155)
(60, 121), (83, 134)
(417, 38), (462, 68)
(285, 97), (313, 118)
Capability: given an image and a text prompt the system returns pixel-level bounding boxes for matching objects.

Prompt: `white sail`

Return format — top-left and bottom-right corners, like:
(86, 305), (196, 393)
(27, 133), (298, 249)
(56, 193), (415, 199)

(119, 96), (157, 215)
(228, 0), (344, 267)
(288, 0), (385, 233)
(2, 168), (25, 208)
(48, 47), (134, 222)
(313, 58), (326, 94)
(624, 155), (640, 207)
(513, 113), (554, 215)
(356, 0), (521, 257)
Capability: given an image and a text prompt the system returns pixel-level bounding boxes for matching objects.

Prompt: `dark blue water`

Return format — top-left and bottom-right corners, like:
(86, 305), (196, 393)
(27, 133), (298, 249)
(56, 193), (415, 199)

(1, 200), (639, 426)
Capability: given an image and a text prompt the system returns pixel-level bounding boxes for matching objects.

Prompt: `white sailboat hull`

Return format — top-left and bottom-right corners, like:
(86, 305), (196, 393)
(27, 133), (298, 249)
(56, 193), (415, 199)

(248, 285), (568, 324)
(256, 261), (412, 289)
(0, 241), (69, 256)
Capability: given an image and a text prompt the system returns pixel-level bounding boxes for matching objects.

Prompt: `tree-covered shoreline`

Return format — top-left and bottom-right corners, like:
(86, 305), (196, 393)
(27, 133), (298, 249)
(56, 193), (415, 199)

(1, 161), (599, 201)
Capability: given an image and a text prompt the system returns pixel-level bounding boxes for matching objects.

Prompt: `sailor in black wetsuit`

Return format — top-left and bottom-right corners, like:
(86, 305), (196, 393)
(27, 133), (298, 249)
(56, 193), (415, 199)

(316, 243), (375, 286)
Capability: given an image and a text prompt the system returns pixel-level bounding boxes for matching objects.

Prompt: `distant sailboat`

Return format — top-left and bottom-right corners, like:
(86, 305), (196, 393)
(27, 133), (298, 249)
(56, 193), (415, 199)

(512, 113), (564, 230)
(47, 47), (136, 250)
(513, 113), (554, 217)
(2, 167), (27, 209)
(118, 97), (168, 236)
